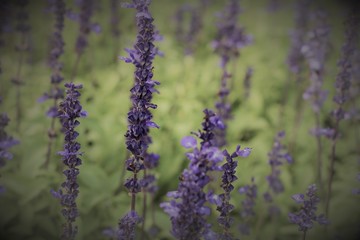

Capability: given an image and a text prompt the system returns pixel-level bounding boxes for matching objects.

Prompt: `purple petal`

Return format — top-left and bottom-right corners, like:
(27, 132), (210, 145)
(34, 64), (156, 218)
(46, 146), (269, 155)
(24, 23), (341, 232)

(181, 136), (197, 149)
(291, 193), (304, 204)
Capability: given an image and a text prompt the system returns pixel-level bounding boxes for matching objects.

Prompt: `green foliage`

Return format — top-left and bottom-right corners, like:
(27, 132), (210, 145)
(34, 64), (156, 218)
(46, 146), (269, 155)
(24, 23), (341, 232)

(0, 0), (359, 240)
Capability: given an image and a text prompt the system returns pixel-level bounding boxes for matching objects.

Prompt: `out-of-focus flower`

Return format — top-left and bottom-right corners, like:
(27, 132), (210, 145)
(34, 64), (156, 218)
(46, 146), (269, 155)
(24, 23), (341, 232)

(238, 177), (257, 235)
(264, 131), (292, 215)
(288, 184), (328, 233)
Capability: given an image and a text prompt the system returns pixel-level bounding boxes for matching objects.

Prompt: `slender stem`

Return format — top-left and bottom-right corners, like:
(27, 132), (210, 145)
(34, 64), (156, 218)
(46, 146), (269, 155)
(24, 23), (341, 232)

(141, 169), (148, 239)
(289, 79), (305, 154)
(43, 98), (58, 169)
(131, 172), (137, 212)
(314, 112), (323, 192)
(278, 73), (292, 130)
(302, 230), (307, 240)
(14, 32), (26, 132)
(325, 119), (339, 217)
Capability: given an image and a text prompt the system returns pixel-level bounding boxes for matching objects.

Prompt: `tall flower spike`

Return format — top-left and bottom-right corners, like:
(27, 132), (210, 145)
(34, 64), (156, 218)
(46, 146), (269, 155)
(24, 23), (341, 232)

(51, 83), (87, 240)
(238, 177), (257, 236)
(326, 11), (359, 217)
(0, 97), (20, 194)
(174, 3), (204, 55)
(118, 0), (160, 239)
(212, 0), (252, 147)
(217, 146), (252, 239)
(288, 184), (328, 238)
(12, 0), (31, 131)
(161, 109), (224, 240)
(264, 131), (293, 215)
(39, 0), (66, 168)
(301, 9), (331, 192)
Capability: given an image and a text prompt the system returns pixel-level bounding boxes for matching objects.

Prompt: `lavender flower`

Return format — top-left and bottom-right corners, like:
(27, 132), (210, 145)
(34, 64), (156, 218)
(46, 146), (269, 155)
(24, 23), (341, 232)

(51, 83), (87, 240)
(161, 109), (224, 240)
(288, 184), (328, 237)
(174, 3), (204, 55)
(212, 0), (252, 147)
(75, 0), (94, 55)
(326, 11), (359, 217)
(264, 131), (292, 214)
(118, 0), (160, 238)
(12, 0), (31, 131)
(302, 10), (330, 114)
(212, 0), (252, 68)
(238, 177), (257, 235)
(301, 9), (330, 192)
(39, 0), (66, 168)
(0, 98), (20, 194)
(117, 211), (142, 240)
(217, 146), (252, 239)
(120, 0), (160, 197)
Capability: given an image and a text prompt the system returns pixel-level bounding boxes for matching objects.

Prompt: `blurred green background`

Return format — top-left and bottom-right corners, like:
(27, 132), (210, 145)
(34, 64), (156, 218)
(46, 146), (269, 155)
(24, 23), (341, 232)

(0, 0), (359, 239)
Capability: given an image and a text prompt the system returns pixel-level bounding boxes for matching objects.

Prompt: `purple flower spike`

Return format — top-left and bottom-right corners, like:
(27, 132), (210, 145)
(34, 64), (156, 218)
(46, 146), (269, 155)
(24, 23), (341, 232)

(238, 177), (257, 236)
(288, 184), (328, 234)
(51, 82), (86, 240)
(118, 211), (142, 240)
(161, 109), (225, 240)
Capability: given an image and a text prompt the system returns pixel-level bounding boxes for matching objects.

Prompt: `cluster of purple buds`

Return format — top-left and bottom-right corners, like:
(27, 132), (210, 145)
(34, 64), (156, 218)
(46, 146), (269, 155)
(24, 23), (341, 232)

(39, 0), (66, 119)
(302, 10), (330, 114)
(0, 98), (20, 194)
(212, 0), (252, 68)
(216, 146), (251, 238)
(288, 184), (328, 233)
(161, 109), (225, 240)
(264, 131), (293, 214)
(238, 177), (257, 235)
(51, 83), (87, 240)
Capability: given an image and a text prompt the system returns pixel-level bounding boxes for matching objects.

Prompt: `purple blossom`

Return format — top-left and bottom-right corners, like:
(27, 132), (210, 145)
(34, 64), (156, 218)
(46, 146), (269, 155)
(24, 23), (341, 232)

(288, 184), (328, 233)
(75, 0), (95, 55)
(212, 0), (252, 68)
(117, 211), (142, 240)
(264, 131), (292, 215)
(238, 177), (257, 235)
(217, 146), (251, 237)
(51, 82), (86, 240)
(161, 109), (225, 239)
(302, 10), (330, 114)
(332, 12), (359, 121)
(39, 0), (66, 120)
(174, 3), (204, 55)
(120, 0), (160, 194)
